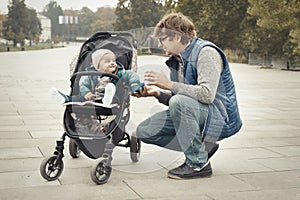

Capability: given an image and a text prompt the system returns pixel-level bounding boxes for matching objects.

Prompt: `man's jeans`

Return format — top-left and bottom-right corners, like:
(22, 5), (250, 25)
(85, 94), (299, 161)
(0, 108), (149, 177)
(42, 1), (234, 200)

(136, 94), (209, 168)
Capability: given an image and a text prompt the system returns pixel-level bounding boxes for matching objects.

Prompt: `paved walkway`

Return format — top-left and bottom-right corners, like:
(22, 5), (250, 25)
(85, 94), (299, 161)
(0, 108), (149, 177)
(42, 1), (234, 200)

(0, 45), (299, 200)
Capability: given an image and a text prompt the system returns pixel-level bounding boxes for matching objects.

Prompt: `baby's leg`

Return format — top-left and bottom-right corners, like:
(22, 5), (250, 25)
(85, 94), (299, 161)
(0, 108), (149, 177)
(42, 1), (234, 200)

(102, 83), (116, 105)
(49, 87), (85, 103)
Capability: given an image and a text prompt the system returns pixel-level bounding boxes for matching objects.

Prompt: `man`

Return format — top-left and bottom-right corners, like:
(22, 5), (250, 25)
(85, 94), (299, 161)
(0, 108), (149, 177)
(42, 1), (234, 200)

(133, 12), (242, 179)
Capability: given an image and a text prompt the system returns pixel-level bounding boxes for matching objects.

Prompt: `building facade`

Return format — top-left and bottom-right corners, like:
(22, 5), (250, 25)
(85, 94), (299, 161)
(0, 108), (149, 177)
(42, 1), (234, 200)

(37, 14), (51, 42)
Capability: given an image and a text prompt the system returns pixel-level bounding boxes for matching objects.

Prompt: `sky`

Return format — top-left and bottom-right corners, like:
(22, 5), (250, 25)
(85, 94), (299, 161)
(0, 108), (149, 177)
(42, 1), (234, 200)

(0, 0), (119, 14)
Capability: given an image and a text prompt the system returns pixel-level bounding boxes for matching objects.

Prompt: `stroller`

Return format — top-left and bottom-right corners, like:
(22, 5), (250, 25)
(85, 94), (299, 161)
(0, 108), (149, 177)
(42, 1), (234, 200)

(40, 32), (141, 185)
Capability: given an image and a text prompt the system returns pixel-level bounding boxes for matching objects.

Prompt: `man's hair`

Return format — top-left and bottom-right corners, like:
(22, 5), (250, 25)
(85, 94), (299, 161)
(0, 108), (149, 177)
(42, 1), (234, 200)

(153, 12), (196, 44)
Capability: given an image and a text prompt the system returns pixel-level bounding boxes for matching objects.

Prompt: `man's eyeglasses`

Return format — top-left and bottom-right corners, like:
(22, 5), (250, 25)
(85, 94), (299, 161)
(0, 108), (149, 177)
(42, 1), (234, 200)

(158, 36), (168, 44)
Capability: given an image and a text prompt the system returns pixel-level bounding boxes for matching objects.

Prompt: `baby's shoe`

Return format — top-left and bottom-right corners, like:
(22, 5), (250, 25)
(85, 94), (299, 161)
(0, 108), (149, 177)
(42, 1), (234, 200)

(49, 87), (70, 104)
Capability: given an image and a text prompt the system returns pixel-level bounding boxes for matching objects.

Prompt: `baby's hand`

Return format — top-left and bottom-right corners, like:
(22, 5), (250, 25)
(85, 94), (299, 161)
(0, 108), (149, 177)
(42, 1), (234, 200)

(130, 83), (145, 94)
(84, 92), (96, 100)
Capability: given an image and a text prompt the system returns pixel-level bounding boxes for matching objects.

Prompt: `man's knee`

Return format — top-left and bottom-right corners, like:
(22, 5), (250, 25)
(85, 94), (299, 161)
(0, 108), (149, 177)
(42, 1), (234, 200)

(169, 95), (187, 116)
(136, 124), (152, 144)
(169, 95), (184, 107)
(169, 94), (184, 108)
(136, 121), (150, 140)
(136, 123), (144, 138)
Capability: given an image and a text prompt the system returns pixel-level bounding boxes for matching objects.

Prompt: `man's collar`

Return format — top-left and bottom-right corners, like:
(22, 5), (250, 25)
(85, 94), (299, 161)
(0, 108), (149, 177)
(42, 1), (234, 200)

(180, 37), (197, 60)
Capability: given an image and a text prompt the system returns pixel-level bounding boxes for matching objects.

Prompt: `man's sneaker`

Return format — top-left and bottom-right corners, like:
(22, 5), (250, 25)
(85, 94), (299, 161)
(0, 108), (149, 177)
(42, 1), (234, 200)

(167, 161), (212, 180)
(49, 87), (70, 104)
(205, 141), (219, 159)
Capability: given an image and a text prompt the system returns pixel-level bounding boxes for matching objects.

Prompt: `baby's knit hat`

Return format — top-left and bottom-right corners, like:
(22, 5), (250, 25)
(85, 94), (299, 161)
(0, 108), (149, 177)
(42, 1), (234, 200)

(91, 49), (114, 70)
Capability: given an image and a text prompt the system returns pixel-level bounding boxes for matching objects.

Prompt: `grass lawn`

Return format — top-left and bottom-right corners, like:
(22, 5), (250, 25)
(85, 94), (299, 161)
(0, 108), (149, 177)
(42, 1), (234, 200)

(0, 43), (64, 52)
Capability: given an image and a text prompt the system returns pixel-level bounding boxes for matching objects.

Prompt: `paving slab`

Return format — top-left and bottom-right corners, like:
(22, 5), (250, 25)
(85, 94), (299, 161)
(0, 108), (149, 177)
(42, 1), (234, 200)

(252, 156), (300, 171)
(0, 45), (300, 200)
(29, 130), (64, 138)
(220, 135), (299, 148)
(0, 170), (60, 190)
(266, 145), (300, 156)
(0, 183), (139, 200)
(0, 147), (42, 159)
(123, 174), (255, 199)
(234, 170), (300, 190)
(0, 131), (31, 139)
(0, 138), (56, 149)
(0, 158), (43, 173)
(208, 188), (300, 200)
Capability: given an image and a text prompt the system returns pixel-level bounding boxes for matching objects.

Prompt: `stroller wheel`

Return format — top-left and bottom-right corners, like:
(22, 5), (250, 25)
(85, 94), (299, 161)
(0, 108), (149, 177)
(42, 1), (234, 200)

(69, 139), (81, 158)
(40, 155), (64, 181)
(90, 157), (112, 185)
(130, 132), (141, 162)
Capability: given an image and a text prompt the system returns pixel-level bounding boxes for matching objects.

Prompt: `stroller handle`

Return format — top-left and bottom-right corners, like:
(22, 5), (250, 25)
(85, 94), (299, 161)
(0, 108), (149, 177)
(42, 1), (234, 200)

(89, 31), (137, 48)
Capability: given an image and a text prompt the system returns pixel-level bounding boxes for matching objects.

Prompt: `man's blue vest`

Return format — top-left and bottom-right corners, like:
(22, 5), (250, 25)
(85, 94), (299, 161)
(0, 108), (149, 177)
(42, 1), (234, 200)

(166, 38), (242, 140)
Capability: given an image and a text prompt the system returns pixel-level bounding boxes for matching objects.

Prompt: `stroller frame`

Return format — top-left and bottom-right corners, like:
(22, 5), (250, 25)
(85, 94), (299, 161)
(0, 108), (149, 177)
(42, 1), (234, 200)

(40, 32), (141, 185)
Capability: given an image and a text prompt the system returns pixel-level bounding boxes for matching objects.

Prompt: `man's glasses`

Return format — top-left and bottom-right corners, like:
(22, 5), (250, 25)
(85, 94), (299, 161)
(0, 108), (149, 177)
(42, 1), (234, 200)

(158, 36), (168, 44)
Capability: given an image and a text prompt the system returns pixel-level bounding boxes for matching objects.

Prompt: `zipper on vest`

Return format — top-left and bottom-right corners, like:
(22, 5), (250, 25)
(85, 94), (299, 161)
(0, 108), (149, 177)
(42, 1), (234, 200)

(179, 54), (185, 66)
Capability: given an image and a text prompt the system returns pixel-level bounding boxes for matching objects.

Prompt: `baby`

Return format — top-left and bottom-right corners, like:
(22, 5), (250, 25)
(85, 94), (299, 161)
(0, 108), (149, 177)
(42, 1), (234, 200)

(52, 49), (143, 105)
(50, 49), (143, 134)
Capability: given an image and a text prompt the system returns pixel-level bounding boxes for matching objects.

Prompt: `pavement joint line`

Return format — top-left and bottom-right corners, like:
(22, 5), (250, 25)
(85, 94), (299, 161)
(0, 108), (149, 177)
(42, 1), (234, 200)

(204, 194), (215, 200)
(57, 179), (62, 185)
(37, 146), (45, 157)
(230, 169), (300, 177)
(157, 163), (169, 171)
(27, 130), (34, 139)
(247, 156), (285, 161)
(122, 179), (144, 199)
(0, 155), (43, 160)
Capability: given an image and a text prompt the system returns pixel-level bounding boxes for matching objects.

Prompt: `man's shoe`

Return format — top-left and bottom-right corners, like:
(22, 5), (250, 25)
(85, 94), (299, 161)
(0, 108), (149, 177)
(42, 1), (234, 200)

(167, 162), (212, 180)
(205, 141), (219, 159)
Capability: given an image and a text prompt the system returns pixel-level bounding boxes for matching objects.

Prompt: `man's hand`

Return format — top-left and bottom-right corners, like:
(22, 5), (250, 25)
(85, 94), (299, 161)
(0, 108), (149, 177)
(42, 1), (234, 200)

(144, 71), (173, 90)
(131, 85), (160, 98)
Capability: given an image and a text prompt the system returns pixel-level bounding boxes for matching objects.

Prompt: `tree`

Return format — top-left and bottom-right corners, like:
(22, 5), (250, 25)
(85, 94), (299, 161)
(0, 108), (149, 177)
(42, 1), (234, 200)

(4, 0), (27, 46)
(16, 28), (25, 46)
(91, 19), (114, 32)
(95, 6), (116, 21)
(92, 6), (116, 32)
(63, 7), (113, 39)
(5, 25), (15, 42)
(114, 0), (166, 30)
(3, 0), (41, 46)
(114, 0), (131, 31)
(0, 14), (6, 38)
(76, 7), (98, 37)
(25, 8), (42, 46)
(247, 0), (300, 66)
(176, 0), (249, 50)
(114, 0), (167, 47)
(42, 1), (64, 40)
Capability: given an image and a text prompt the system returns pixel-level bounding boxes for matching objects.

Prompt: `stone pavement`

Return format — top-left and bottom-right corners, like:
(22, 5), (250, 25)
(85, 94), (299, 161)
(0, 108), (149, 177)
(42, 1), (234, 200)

(0, 45), (299, 200)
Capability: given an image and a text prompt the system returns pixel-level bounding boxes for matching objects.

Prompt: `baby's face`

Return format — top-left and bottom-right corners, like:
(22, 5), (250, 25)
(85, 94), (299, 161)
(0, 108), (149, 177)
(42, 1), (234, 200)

(98, 53), (117, 73)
